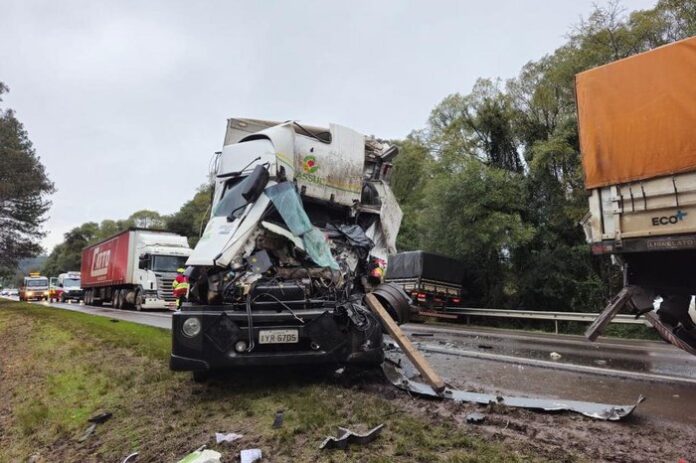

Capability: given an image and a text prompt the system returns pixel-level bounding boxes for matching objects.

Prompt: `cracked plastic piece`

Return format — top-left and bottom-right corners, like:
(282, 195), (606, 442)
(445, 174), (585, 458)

(382, 349), (644, 421)
(319, 424), (385, 450)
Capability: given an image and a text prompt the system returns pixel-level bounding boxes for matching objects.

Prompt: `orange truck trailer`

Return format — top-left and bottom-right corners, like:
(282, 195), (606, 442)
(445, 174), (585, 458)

(579, 36), (696, 355)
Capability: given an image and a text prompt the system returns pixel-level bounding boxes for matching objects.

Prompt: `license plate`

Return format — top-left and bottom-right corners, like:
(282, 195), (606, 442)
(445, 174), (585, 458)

(259, 329), (299, 344)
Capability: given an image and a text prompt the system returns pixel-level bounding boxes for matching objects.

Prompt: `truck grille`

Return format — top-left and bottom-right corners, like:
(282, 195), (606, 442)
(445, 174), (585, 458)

(157, 277), (176, 301)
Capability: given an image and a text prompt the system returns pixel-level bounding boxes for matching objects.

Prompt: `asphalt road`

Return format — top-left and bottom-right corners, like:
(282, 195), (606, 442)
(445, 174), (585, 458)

(7, 297), (696, 425)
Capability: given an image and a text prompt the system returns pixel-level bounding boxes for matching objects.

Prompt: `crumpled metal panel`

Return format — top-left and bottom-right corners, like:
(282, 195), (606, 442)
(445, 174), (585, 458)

(382, 352), (644, 421)
(319, 424), (385, 450)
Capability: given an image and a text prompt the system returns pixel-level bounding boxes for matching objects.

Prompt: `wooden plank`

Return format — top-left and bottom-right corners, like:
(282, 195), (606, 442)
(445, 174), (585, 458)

(365, 293), (446, 392)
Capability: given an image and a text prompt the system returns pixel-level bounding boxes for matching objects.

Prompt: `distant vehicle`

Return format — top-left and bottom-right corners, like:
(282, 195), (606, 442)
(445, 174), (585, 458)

(0, 289), (8, 296)
(385, 251), (465, 312)
(19, 273), (49, 301)
(81, 228), (193, 310)
(8, 289), (19, 296)
(49, 272), (83, 302)
(579, 36), (696, 355)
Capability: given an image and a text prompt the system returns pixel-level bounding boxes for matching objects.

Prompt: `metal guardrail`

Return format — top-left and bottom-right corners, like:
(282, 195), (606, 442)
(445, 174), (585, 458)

(433, 307), (648, 334)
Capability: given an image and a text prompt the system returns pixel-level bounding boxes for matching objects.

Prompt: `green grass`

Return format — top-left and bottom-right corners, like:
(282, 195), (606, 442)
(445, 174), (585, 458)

(0, 299), (549, 462)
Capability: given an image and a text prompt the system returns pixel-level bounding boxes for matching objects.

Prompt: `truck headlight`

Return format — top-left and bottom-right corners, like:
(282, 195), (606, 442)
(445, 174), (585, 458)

(182, 317), (201, 338)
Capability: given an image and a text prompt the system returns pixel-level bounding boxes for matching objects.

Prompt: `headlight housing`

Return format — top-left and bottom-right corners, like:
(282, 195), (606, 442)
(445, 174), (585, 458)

(182, 317), (201, 338)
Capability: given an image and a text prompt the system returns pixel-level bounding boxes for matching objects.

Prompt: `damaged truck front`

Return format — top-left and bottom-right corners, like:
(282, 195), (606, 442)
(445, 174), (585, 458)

(170, 118), (411, 379)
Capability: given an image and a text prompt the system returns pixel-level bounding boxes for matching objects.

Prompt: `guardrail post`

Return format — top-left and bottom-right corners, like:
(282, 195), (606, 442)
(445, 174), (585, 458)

(554, 320), (559, 334)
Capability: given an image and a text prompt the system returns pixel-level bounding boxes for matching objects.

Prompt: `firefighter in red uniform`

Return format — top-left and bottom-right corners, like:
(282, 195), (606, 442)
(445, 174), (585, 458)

(172, 268), (189, 309)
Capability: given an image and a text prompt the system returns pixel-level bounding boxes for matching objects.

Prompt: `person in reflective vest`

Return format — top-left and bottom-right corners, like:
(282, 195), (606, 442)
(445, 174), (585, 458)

(172, 268), (189, 309)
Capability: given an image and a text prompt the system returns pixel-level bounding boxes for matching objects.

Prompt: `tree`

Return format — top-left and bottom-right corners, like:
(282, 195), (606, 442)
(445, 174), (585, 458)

(0, 82), (55, 279)
(166, 184), (214, 248)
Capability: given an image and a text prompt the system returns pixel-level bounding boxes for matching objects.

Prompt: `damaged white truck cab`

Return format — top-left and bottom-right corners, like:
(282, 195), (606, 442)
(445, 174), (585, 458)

(171, 119), (411, 378)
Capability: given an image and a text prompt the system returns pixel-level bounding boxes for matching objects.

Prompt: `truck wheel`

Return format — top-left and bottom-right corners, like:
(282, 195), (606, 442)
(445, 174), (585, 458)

(60, 294), (66, 303)
(134, 290), (143, 311)
(116, 290), (125, 310)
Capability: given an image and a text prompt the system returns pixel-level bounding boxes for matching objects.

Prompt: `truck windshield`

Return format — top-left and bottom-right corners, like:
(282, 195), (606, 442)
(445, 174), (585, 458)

(152, 255), (188, 273)
(63, 278), (80, 287)
(26, 279), (48, 287)
(213, 176), (250, 219)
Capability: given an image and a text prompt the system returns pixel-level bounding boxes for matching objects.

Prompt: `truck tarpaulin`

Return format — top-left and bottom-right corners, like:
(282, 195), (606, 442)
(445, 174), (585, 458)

(576, 36), (696, 189)
(386, 251), (464, 284)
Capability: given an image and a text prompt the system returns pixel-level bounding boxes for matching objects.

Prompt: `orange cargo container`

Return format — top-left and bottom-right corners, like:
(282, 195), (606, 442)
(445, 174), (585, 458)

(576, 36), (696, 190)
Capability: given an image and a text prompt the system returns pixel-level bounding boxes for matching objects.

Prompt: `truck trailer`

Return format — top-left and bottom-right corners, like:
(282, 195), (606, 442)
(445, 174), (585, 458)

(385, 251), (465, 311)
(170, 118), (412, 379)
(81, 228), (193, 310)
(579, 36), (696, 355)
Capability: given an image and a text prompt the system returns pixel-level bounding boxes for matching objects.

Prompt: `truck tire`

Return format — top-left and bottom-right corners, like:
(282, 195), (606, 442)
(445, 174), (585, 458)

(116, 289), (125, 310)
(60, 294), (66, 303)
(134, 289), (143, 311)
(84, 290), (91, 305)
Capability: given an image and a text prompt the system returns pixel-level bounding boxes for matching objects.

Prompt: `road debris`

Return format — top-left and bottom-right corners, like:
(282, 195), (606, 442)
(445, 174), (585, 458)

(366, 293), (445, 392)
(240, 448), (263, 463)
(272, 410), (284, 428)
(466, 412), (486, 424)
(383, 345), (644, 421)
(411, 333), (434, 337)
(78, 423), (97, 442)
(319, 424), (385, 450)
(88, 412), (113, 424)
(549, 352), (562, 360)
(215, 432), (243, 444)
(121, 452), (138, 463)
(177, 446), (221, 463)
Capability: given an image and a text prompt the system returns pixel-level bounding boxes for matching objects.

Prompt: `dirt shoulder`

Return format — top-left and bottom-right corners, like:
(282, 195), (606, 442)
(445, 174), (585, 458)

(0, 300), (545, 463)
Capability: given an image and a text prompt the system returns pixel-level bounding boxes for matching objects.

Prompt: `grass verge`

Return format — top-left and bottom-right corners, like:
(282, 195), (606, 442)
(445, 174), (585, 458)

(0, 300), (547, 462)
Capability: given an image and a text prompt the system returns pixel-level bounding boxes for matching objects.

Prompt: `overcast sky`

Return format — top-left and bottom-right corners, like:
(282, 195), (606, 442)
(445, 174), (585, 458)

(1, 0), (657, 252)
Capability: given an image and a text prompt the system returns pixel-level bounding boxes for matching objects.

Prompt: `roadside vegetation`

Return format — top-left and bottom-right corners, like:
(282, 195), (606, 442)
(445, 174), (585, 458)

(0, 300), (547, 462)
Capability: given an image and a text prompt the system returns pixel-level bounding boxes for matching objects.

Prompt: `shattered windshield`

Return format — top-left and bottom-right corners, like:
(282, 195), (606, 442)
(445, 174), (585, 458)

(152, 255), (188, 273)
(213, 176), (250, 219)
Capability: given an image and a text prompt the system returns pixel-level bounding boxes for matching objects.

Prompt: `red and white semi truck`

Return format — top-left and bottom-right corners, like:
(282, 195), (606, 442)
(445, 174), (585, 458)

(81, 228), (193, 310)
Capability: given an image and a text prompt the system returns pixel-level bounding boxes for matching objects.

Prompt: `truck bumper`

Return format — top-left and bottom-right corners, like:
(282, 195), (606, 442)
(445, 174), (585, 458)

(170, 307), (383, 371)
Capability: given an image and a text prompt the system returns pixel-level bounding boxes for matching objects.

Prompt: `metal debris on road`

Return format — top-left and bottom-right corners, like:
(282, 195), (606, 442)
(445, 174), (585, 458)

(319, 424), (385, 450)
(549, 352), (562, 360)
(383, 349), (644, 421)
(240, 448), (263, 463)
(272, 410), (284, 428)
(466, 412), (486, 424)
(121, 452), (139, 463)
(215, 432), (243, 444)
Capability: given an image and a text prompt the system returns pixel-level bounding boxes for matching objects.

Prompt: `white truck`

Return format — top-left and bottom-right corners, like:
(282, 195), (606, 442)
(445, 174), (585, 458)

(81, 228), (193, 310)
(170, 118), (411, 379)
(579, 37), (696, 355)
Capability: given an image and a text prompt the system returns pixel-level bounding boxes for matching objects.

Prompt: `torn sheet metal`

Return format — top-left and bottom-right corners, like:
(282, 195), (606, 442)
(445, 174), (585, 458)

(383, 351), (644, 421)
(319, 424), (385, 450)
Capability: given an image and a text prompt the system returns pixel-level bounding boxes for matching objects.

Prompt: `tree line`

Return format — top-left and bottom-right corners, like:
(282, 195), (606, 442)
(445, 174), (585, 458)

(3, 0), (696, 310)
